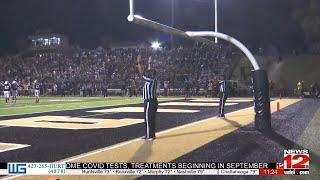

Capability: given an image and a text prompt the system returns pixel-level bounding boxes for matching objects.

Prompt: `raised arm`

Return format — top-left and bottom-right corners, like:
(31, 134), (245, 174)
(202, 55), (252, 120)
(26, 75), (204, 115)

(137, 54), (145, 76)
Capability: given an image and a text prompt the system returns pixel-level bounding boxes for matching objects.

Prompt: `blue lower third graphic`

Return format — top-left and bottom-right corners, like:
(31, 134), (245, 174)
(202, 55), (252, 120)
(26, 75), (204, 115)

(8, 163), (27, 174)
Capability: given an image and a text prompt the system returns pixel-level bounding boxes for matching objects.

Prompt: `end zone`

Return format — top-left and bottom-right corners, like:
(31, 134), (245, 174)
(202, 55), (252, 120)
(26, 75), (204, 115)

(7, 99), (300, 180)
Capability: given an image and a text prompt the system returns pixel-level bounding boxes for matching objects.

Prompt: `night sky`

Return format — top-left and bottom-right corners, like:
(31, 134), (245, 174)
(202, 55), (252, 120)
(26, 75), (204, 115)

(0, 0), (305, 56)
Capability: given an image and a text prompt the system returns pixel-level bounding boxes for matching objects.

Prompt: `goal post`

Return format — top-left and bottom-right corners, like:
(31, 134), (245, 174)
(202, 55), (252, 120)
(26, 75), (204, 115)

(186, 31), (260, 70)
(127, 15), (216, 46)
(186, 31), (271, 132)
(127, 0), (271, 131)
(252, 70), (271, 131)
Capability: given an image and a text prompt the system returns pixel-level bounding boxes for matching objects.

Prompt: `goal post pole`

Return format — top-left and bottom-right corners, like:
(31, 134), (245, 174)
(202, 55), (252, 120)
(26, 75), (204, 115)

(129, 0), (134, 16)
(214, 0), (218, 43)
(252, 70), (271, 131)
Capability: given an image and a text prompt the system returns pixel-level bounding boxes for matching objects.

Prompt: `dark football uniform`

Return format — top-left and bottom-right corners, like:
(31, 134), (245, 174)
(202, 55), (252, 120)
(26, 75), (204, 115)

(3, 83), (11, 103)
(34, 82), (40, 103)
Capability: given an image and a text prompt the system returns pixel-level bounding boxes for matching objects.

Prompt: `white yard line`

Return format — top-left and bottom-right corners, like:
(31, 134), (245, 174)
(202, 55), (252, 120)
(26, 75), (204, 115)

(0, 98), (181, 110)
(0, 143), (30, 153)
(0, 98), (141, 110)
(0, 102), (89, 110)
(0, 102), (141, 117)
(0, 99), (178, 117)
(159, 102), (238, 106)
(79, 113), (106, 118)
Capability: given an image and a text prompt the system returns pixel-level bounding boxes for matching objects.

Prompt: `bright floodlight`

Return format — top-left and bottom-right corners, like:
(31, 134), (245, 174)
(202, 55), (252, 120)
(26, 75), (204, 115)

(151, 41), (161, 50)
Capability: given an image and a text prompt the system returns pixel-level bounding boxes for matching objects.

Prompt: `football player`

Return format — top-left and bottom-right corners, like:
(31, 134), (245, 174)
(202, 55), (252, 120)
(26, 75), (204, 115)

(3, 81), (11, 103)
(11, 80), (19, 103)
(0, 81), (3, 91)
(34, 80), (41, 103)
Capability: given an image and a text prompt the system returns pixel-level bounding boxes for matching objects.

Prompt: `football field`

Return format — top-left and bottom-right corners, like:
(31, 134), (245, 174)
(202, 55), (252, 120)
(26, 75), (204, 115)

(0, 97), (145, 117)
(0, 96), (319, 180)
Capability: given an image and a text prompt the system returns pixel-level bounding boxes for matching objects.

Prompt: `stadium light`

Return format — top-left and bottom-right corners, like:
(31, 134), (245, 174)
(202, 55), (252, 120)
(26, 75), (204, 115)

(151, 41), (161, 50)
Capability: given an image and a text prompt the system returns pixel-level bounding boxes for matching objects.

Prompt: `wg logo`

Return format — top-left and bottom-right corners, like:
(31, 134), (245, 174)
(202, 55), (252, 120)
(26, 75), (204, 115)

(8, 163), (27, 174)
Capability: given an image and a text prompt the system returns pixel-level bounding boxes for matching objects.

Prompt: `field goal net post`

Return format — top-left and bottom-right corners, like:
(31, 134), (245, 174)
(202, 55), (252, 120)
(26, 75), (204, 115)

(128, 0), (271, 131)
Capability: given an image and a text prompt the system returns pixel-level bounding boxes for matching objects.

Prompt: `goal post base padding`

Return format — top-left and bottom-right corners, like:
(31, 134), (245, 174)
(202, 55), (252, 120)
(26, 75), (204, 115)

(252, 70), (271, 131)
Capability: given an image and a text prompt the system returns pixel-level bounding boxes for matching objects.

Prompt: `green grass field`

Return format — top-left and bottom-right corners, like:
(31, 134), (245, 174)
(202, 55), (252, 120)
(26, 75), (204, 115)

(0, 96), (171, 117)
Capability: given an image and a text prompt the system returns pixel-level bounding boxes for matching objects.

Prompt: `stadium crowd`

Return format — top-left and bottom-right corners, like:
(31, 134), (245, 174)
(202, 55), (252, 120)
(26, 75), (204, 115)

(0, 44), (238, 97)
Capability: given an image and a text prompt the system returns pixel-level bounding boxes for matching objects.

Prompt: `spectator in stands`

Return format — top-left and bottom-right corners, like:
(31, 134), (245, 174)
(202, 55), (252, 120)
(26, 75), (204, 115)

(297, 80), (303, 98)
(269, 80), (275, 97)
(310, 81), (319, 98)
(164, 80), (169, 96)
(207, 80), (213, 98)
(102, 82), (108, 98)
(0, 43), (237, 96)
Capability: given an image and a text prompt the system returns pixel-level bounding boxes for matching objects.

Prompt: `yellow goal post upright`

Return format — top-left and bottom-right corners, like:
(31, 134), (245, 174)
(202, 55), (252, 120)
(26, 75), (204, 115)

(127, 0), (271, 131)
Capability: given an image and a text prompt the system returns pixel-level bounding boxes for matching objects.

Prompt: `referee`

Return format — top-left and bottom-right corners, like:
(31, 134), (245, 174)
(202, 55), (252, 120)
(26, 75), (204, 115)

(137, 55), (158, 140)
(218, 76), (229, 118)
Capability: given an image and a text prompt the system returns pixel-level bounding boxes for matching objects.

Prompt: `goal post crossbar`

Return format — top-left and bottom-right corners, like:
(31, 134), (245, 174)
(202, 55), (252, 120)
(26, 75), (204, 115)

(127, 0), (260, 70)
(128, 15), (217, 46)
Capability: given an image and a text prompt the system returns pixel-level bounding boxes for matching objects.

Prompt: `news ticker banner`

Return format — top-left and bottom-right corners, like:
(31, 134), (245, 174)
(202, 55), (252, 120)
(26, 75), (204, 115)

(0, 149), (310, 176)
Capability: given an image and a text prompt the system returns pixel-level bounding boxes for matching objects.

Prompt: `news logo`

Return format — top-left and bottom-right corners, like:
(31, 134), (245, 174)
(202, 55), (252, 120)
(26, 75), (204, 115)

(8, 163), (27, 174)
(276, 162), (284, 169)
(283, 149), (309, 175)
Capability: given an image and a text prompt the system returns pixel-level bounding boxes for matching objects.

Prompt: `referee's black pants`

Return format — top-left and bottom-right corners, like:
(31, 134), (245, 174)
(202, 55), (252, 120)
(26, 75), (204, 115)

(218, 93), (228, 117)
(144, 99), (158, 139)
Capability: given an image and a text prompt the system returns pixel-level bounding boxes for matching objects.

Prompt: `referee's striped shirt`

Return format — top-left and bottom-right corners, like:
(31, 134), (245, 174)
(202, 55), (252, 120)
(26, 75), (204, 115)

(142, 76), (157, 100)
(219, 80), (226, 93)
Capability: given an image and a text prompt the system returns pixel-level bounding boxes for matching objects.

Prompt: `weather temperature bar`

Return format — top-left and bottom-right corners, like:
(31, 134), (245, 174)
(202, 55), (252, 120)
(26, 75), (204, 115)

(0, 162), (292, 176)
